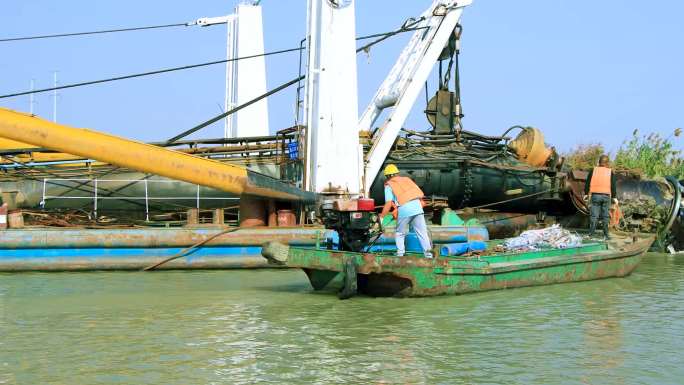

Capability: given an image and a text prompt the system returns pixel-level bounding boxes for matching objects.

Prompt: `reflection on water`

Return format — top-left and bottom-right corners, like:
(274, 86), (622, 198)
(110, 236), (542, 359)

(581, 286), (625, 385)
(1, 254), (683, 384)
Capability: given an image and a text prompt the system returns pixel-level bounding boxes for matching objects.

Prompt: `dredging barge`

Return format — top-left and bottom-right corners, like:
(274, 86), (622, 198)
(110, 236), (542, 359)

(0, 0), (681, 273)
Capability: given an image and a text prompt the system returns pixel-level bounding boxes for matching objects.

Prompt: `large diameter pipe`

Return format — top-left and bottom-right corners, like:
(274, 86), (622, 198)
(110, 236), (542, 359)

(0, 108), (314, 202)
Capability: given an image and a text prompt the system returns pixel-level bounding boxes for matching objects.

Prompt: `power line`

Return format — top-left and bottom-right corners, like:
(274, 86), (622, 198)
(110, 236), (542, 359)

(0, 18), (423, 44)
(0, 47), (304, 99)
(0, 24), (427, 101)
(0, 27), (422, 100)
(166, 21), (433, 144)
(0, 23), (191, 43)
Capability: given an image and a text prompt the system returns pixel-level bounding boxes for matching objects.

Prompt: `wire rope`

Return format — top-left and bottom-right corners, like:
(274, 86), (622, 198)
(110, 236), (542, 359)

(0, 22), (191, 43)
(0, 47), (303, 99)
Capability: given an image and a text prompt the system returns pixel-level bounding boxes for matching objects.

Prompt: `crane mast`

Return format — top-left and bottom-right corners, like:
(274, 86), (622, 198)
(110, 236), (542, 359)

(303, 0), (472, 196)
(360, 0), (472, 195)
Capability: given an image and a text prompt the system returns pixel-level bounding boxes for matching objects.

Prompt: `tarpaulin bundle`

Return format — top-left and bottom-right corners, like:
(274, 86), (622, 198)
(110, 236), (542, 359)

(502, 224), (582, 251)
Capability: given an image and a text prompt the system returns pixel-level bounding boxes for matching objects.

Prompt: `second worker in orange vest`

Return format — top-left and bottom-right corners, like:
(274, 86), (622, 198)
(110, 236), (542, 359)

(380, 164), (433, 258)
(584, 155), (618, 239)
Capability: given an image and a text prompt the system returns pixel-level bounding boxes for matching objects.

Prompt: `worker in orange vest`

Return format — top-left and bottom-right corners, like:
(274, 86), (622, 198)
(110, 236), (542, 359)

(584, 155), (618, 239)
(380, 164), (433, 258)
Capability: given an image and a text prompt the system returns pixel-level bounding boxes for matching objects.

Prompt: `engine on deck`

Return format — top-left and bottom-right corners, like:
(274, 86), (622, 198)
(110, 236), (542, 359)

(319, 198), (379, 251)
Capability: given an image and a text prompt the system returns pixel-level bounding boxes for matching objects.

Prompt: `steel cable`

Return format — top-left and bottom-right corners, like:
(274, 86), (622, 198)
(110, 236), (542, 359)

(0, 47), (304, 99)
(0, 24), (426, 101)
(0, 22), (190, 43)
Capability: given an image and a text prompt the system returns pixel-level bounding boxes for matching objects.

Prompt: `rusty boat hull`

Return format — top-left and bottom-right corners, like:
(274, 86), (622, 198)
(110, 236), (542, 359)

(262, 232), (654, 298)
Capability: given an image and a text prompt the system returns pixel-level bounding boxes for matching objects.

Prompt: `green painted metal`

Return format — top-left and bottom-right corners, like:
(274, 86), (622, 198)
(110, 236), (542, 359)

(440, 209), (465, 226)
(381, 215), (396, 228)
(263, 233), (654, 298)
(464, 218), (482, 227)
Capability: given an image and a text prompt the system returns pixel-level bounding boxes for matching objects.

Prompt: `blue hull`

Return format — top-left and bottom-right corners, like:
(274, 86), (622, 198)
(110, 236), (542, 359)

(0, 246), (267, 271)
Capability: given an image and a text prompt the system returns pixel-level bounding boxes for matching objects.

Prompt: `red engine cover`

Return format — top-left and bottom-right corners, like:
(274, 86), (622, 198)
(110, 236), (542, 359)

(357, 198), (375, 212)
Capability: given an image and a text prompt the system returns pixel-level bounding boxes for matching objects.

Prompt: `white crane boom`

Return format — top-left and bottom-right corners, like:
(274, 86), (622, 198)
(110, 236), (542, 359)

(360, 0), (472, 195)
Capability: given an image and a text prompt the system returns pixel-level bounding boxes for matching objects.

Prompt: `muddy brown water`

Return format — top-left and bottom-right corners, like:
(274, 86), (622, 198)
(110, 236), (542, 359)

(1, 254), (683, 384)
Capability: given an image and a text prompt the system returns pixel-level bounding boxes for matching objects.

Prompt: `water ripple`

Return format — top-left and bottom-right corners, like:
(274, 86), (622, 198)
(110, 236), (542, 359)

(0, 255), (683, 384)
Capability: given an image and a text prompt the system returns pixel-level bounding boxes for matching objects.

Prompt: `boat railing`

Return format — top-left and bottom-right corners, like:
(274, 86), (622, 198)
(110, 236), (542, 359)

(41, 178), (238, 221)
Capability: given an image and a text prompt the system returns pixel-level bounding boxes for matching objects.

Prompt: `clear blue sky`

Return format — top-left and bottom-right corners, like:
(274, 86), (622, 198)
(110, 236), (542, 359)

(1, 0), (682, 154)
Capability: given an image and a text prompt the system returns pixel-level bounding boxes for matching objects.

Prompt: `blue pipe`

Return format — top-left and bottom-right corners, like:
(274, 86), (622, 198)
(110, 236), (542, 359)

(440, 240), (488, 256)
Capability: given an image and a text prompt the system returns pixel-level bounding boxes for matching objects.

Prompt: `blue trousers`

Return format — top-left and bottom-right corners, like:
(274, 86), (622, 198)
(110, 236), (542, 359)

(396, 214), (433, 258)
(590, 193), (611, 237)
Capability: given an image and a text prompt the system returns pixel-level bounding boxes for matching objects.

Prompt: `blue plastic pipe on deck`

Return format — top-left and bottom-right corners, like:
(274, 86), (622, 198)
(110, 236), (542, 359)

(469, 240), (487, 252)
(440, 240), (488, 256)
(440, 243), (469, 256)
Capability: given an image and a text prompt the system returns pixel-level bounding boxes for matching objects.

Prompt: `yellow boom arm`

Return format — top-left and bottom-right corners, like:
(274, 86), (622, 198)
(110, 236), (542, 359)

(0, 108), (314, 202)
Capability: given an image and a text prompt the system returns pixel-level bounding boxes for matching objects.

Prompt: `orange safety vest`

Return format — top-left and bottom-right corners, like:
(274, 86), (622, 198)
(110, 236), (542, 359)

(385, 176), (424, 206)
(589, 166), (612, 195)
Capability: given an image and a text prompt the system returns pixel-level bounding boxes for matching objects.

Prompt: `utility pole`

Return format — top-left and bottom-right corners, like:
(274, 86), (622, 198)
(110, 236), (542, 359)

(29, 79), (35, 115)
(53, 71), (58, 122)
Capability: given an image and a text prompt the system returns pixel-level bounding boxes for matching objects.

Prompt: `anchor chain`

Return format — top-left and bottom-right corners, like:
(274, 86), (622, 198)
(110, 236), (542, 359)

(460, 164), (472, 208)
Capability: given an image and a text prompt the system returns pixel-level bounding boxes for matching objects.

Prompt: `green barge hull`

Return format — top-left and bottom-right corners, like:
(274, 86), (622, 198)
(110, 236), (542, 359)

(262, 232), (654, 298)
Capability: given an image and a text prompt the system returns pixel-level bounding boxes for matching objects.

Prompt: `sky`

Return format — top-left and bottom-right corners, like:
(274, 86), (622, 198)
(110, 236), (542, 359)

(1, 0), (682, 154)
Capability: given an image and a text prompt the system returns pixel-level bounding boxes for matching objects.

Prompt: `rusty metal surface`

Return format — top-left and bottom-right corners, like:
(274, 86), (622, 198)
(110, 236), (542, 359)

(0, 226), (332, 249)
(566, 170), (676, 212)
(566, 170), (681, 245)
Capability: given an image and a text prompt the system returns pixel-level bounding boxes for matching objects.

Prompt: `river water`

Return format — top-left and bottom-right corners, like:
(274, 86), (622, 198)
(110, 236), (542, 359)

(1, 254), (683, 385)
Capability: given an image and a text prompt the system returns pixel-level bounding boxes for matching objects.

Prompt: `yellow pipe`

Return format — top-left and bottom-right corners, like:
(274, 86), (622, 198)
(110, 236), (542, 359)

(0, 137), (82, 163)
(0, 108), (313, 202)
(0, 137), (36, 149)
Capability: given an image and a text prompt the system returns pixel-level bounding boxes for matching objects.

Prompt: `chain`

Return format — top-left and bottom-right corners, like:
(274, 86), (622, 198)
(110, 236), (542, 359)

(460, 165), (472, 208)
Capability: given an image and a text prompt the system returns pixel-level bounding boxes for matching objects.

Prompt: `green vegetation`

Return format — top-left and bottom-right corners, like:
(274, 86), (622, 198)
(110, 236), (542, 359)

(613, 129), (684, 178)
(564, 143), (605, 171)
(565, 129), (684, 178)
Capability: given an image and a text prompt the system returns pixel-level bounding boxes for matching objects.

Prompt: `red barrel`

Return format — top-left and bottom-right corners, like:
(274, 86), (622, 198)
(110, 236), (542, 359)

(276, 210), (296, 227)
(239, 198), (266, 227)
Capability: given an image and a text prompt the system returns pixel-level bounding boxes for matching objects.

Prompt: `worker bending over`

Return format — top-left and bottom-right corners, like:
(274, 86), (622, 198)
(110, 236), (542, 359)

(380, 164), (433, 258)
(584, 155), (618, 239)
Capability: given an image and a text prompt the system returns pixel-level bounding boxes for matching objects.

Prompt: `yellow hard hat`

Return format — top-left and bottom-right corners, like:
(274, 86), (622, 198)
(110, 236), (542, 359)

(384, 164), (399, 176)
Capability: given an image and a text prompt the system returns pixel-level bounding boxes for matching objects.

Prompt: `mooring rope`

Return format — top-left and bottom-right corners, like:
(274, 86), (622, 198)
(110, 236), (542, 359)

(142, 227), (240, 271)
